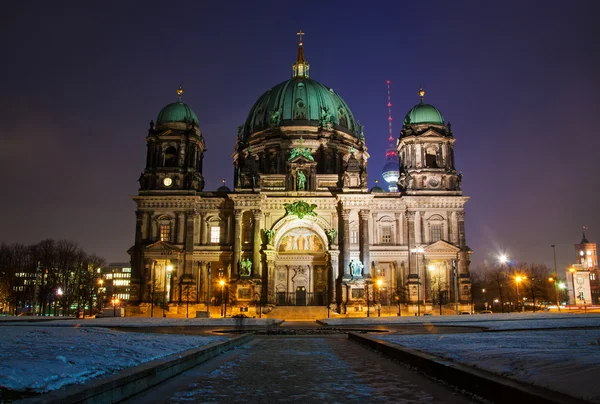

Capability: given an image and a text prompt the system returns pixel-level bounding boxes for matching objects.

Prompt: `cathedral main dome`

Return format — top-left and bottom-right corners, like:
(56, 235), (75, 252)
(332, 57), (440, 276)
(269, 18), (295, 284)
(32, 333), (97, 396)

(241, 77), (359, 140)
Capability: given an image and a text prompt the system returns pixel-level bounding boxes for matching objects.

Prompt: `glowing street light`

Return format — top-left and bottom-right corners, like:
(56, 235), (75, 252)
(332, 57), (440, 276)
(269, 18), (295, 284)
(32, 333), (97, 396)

(163, 265), (173, 318)
(548, 277), (561, 312)
(219, 279), (226, 317)
(376, 279), (383, 317)
(411, 246), (424, 316)
(515, 276), (524, 313)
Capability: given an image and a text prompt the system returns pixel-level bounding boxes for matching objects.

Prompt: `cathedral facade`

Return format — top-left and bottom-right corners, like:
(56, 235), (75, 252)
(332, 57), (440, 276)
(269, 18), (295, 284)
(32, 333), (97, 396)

(128, 35), (472, 316)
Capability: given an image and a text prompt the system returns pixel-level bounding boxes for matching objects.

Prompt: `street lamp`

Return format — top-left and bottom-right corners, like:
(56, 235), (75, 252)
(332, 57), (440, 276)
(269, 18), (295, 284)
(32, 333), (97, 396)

(548, 277), (561, 312)
(515, 276), (524, 313)
(98, 279), (104, 312)
(219, 279), (226, 317)
(254, 293), (261, 318)
(112, 297), (119, 317)
(569, 267), (576, 306)
(163, 264), (173, 318)
(411, 246), (424, 316)
(376, 279), (383, 317)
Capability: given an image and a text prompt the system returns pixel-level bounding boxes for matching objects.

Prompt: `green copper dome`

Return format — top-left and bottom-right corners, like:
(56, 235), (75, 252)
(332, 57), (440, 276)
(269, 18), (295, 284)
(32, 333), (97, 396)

(403, 101), (444, 126)
(242, 77), (360, 139)
(157, 101), (199, 126)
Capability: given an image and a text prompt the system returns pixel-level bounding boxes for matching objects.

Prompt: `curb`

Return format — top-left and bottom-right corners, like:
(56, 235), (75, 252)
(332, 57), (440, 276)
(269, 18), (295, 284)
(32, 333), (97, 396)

(22, 333), (254, 404)
(348, 332), (590, 404)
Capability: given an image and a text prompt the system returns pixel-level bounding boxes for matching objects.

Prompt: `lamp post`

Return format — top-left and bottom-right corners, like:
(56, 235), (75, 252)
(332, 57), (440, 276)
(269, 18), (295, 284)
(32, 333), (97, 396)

(219, 279), (226, 317)
(515, 276), (524, 313)
(98, 279), (104, 312)
(163, 264), (173, 318)
(365, 280), (371, 317)
(548, 277), (561, 312)
(113, 297), (119, 317)
(56, 287), (63, 316)
(376, 279), (383, 317)
(569, 267), (576, 307)
(411, 246), (424, 316)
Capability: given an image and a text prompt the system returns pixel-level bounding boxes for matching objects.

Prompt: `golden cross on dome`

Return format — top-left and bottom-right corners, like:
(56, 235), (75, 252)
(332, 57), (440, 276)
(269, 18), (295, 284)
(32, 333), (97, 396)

(297, 30), (304, 44)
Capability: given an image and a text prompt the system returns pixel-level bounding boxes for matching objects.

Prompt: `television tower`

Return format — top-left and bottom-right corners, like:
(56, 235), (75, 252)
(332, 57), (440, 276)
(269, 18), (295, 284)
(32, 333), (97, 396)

(382, 80), (399, 192)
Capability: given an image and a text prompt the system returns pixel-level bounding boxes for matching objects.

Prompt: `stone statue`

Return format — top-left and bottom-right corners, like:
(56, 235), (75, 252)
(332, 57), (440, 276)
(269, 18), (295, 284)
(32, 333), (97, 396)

(297, 171), (306, 190)
(237, 125), (244, 141)
(137, 173), (145, 189)
(320, 106), (332, 128)
(356, 121), (364, 143)
(240, 258), (252, 276)
(264, 229), (275, 245)
(350, 260), (364, 277)
(326, 229), (337, 245)
(456, 172), (463, 190)
(270, 108), (281, 127)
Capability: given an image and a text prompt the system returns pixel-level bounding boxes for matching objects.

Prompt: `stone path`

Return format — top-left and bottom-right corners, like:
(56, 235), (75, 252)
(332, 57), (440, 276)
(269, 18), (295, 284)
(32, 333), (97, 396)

(126, 335), (482, 403)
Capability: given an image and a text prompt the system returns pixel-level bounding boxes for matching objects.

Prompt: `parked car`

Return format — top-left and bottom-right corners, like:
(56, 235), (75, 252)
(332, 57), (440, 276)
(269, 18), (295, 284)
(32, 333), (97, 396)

(479, 310), (493, 314)
(231, 313), (249, 318)
(459, 311), (471, 315)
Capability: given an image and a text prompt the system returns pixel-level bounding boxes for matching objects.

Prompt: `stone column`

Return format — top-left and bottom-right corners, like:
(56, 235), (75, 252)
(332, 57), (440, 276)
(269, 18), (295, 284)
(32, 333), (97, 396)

(184, 212), (195, 276)
(264, 249), (276, 304)
(134, 211), (144, 244)
(233, 209), (243, 277)
(415, 211), (422, 245)
(451, 211), (459, 245)
(195, 261), (203, 303)
(199, 213), (206, 245)
(371, 212), (377, 245)
(328, 249), (340, 305)
(395, 212), (402, 245)
(341, 209), (351, 279)
(177, 212), (185, 244)
(360, 209), (371, 277)
(252, 210), (262, 278)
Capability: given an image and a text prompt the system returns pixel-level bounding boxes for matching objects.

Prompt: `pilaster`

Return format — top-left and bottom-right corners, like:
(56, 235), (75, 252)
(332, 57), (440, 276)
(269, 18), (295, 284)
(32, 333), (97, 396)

(360, 209), (371, 277)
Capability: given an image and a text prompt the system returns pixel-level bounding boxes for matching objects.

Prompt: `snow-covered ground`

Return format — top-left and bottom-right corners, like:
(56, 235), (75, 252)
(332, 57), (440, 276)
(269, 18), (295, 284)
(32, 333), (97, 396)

(0, 325), (226, 394)
(376, 329), (600, 403)
(0, 314), (598, 400)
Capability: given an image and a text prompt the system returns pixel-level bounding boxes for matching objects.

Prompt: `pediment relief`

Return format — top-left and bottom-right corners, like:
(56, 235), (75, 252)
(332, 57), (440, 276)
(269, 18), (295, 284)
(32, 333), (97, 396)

(423, 240), (460, 253)
(144, 240), (183, 253)
(419, 129), (445, 139)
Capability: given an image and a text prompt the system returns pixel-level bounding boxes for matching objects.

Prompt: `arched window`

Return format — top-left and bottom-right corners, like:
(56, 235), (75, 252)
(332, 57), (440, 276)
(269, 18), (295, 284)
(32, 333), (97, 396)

(156, 215), (173, 242)
(428, 214), (445, 242)
(425, 145), (438, 168)
(164, 146), (177, 167)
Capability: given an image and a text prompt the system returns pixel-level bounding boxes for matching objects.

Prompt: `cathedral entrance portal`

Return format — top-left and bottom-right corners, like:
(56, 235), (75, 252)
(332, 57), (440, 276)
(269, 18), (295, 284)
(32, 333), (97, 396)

(272, 224), (330, 306)
(296, 286), (307, 306)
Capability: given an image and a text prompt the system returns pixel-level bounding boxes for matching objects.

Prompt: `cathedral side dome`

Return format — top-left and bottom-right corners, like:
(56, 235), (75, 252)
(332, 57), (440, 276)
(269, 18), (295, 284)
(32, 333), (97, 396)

(156, 87), (199, 126)
(403, 88), (444, 126)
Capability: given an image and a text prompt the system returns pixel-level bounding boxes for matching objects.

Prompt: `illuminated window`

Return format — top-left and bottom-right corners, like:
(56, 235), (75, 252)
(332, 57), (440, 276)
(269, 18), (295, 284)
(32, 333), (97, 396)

(587, 250), (592, 255)
(160, 224), (170, 242)
(123, 268), (131, 272)
(351, 230), (358, 244)
(591, 273), (596, 281)
(105, 274), (113, 280)
(211, 226), (220, 243)
(430, 224), (442, 242)
(243, 224), (252, 245)
(382, 227), (392, 244)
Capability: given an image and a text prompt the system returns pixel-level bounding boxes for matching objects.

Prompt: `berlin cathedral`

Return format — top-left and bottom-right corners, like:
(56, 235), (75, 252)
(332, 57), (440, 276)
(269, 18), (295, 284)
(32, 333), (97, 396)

(128, 33), (472, 316)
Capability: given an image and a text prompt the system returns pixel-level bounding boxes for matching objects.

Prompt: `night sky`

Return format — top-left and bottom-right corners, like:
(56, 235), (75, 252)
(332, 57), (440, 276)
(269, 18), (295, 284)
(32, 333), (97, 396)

(2, 1), (599, 273)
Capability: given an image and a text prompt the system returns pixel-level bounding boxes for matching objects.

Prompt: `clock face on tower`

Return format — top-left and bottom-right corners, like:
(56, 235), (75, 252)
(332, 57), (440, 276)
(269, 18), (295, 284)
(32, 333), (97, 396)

(163, 177), (172, 187)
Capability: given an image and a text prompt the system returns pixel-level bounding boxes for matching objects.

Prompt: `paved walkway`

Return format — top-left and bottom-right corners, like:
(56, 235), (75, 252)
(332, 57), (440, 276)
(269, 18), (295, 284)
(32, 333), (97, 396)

(125, 335), (481, 403)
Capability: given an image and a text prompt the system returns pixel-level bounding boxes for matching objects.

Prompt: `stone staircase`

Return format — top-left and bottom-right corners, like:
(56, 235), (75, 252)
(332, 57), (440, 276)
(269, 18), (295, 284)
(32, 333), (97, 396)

(265, 306), (329, 321)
